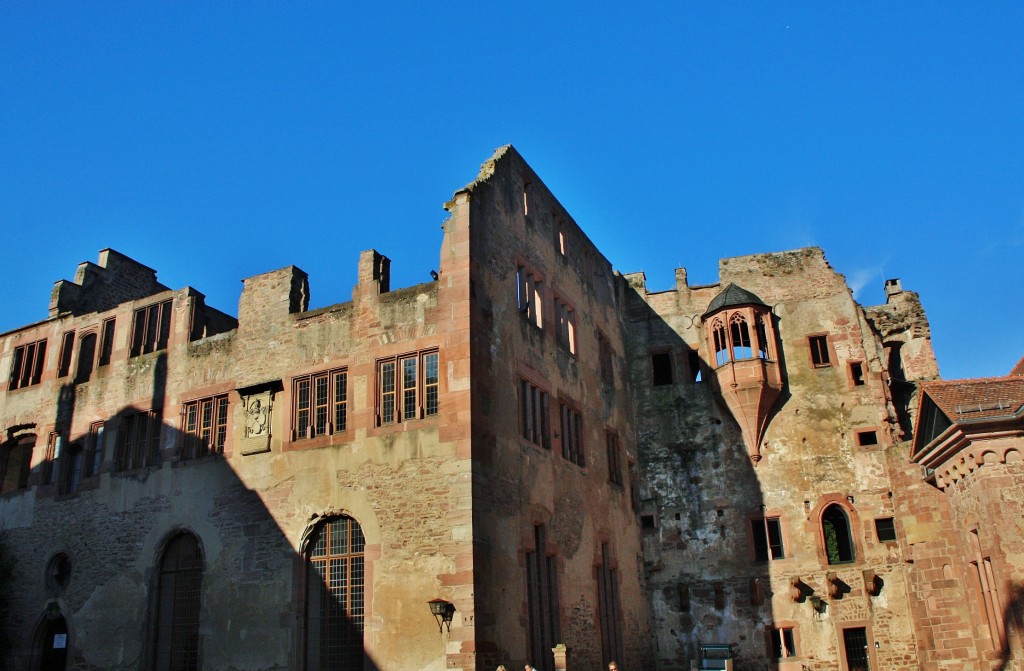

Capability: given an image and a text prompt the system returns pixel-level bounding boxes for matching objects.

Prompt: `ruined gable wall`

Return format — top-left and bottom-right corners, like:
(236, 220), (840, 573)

(463, 147), (652, 671)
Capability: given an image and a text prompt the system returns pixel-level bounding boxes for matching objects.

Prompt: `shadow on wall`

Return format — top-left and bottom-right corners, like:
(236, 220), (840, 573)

(0, 352), (380, 671)
(996, 581), (1024, 671)
(627, 294), (775, 670)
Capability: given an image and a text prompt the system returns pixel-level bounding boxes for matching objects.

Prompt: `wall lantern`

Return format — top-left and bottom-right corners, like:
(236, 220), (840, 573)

(428, 598), (456, 633)
(808, 595), (828, 614)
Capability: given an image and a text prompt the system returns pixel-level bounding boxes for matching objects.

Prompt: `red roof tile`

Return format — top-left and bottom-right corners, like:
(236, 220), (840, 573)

(921, 377), (1024, 422)
(1010, 355), (1024, 377)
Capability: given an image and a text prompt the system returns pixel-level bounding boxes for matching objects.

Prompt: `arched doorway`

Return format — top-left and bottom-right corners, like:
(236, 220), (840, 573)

(35, 612), (69, 671)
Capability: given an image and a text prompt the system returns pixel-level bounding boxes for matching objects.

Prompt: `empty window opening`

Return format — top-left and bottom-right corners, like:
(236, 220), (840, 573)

(57, 331), (75, 377)
(557, 227), (567, 256)
(519, 378), (551, 449)
(841, 627), (870, 671)
(598, 333), (614, 384)
(822, 504), (855, 564)
(712, 319), (729, 366)
(87, 422), (105, 477)
(730, 314), (753, 359)
(651, 351), (674, 386)
(755, 315), (771, 359)
(809, 335), (831, 367)
(9, 339), (47, 390)
(874, 517), (897, 543)
(606, 432), (622, 485)
(856, 430), (878, 447)
(554, 296), (577, 354)
(770, 627), (797, 659)
(75, 332), (97, 383)
(526, 524), (560, 671)
(597, 543), (624, 668)
(559, 402), (584, 467)
(130, 300), (172, 357)
(687, 349), (702, 382)
(850, 361), (865, 386)
(516, 265), (544, 329)
(640, 513), (657, 529)
(713, 582), (725, 610)
(0, 434), (34, 494)
(98, 317), (116, 366)
(751, 517), (785, 561)
(522, 181), (531, 216)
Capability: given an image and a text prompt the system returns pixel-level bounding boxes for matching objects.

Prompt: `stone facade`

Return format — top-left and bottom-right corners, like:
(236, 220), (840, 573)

(0, 146), (1020, 671)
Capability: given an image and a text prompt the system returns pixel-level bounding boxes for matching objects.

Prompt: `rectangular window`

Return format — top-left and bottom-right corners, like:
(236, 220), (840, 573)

(526, 524), (560, 671)
(809, 335), (831, 367)
(651, 350), (673, 386)
(554, 295), (576, 354)
(376, 351), (439, 425)
(751, 517), (785, 561)
(130, 300), (172, 357)
(58, 331), (75, 377)
(875, 517), (897, 542)
(87, 421), (105, 477)
(519, 378), (550, 449)
(43, 432), (61, 485)
(0, 435), (34, 494)
(688, 349), (702, 383)
(516, 265), (544, 329)
(597, 543), (624, 668)
(9, 339), (47, 389)
(842, 627), (870, 671)
(606, 432), (623, 485)
(559, 402), (584, 467)
(98, 317), (116, 366)
(849, 361), (865, 386)
(181, 395), (230, 458)
(116, 409), (162, 471)
(770, 627), (797, 658)
(294, 369), (348, 439)
(856, 430), (878, 446)
(60, 442), (84, 495)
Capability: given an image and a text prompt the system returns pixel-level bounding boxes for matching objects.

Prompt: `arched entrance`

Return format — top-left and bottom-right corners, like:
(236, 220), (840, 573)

(35, 613), (69, 671)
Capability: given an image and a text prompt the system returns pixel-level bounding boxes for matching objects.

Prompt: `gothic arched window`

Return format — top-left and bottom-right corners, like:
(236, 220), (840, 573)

(729, 313), (753, 360)
(712, 319), (729, 366)
(306, 516), (366, 671)
(153, 532), (203, 671)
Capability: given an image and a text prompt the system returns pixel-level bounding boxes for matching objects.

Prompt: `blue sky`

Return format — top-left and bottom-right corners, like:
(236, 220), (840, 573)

(2, 3), (1021, 380)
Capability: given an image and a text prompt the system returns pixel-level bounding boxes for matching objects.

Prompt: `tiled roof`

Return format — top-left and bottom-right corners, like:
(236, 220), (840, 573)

(702, 283), (768, 317)
(1010, 355), (1024, 377)
(920, 377), (1024, 422)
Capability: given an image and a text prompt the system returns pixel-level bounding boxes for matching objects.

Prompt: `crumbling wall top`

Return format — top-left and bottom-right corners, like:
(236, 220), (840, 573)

(49, 248), (170, 318)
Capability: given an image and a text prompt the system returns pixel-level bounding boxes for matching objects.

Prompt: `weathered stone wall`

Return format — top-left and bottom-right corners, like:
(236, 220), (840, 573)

(462, 146), (652, 670)
(625, 248), (935, 671)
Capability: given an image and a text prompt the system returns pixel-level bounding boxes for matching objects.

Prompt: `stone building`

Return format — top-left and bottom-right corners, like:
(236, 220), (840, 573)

(0, 145), (1021, 671)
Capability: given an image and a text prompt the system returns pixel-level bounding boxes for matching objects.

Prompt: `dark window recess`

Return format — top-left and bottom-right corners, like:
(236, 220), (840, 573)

(597, 543), (624, 668)
(810, 335), (831, 367)
(98, 318), (115, 366)
(640, 513), (657, 529)
(850, 361), (865, 386)
(116, 409), (162, 471)
(59, 442), (85, 495)
(713, 582), (725, 610)
(153, 534), (203, 671)
(598, 333), (614, 384)
(651, 351), (674, 386)
(752, 517), (785, 561)
(606, 433), (623, 486)
(519, 379), (551, 449)
(57, 331), (75, 377)
(856, 431), (878, 447)
(688, 349), (702, 383)
(823, 505), (855, 564)
(677, 583), (690, 612)
(130, 300), (172, 357)
(559, 402), (584, 467)
(526, 524), (560, 671)
(75, 333), (97, 383)
(770, 627), (797, 658)
(875, 517), (897, 542)
(0, 435), (34, 494)
(842, 627), (870, 671)
(9, 339), (47, 389)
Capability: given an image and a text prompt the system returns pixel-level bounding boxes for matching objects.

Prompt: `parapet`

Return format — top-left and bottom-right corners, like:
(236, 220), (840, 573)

(49, 249), (170, 318)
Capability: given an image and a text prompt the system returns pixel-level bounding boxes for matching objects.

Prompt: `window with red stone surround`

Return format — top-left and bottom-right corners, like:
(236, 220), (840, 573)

(57, 331), (75, 377)
(766, 623), (798, 659)
(375, 351), (438, 426)
(9, 338), (47, 390)
(130, 299), (172, 357)
(749, 513), (786, 562)
(559, 399), (584, 467)
(808, 333), (832, 368)
(152, 532), (203, 671)
(519, 377), (551, 450)
(98, 317), (116, 366)
(115, 408), (162, 471)
(554, 293), (577, 355)
(516, 264), (544, 329)
(293, 368), (348, 439)
(181, 394), (230, 459)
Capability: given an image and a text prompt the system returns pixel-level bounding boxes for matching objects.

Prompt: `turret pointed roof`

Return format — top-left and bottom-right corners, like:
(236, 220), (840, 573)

(702, 283), (768, 318)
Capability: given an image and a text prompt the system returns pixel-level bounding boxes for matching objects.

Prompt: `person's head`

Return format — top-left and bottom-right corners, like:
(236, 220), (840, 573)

(496, 667), (507, 671)
(608, 662), (619, 671)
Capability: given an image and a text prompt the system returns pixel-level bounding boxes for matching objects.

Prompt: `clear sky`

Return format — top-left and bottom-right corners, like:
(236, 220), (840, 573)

(2, 3), (1021, 380)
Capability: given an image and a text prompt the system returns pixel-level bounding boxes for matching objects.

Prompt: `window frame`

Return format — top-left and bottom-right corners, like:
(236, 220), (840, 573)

(767, 624), (798, 659)
(606, 431), (623, 486)
(181, 394), (230, 459)
(821, 503), (856, 565)
(750, 514), (787, 562)
(516, 264), (545, 329)
(808, 334), (832, 368)
(152, 532), (204, 671)
(130, 299), (173, 357)
(558, 399), (585, 467)
(553, 293), (577, 355)
(292, 368), (349, 440)
(57, 330), (75, 378)
(9, 338), (47, 390)
(518, 376), (551, 450)
(115, 408), (163, 471)
(98, 317), (116, 366)
(375, 350), (439, 426)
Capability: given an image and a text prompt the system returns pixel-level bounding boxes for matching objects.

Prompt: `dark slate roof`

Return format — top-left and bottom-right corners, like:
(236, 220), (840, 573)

(702, 283), (768, 318)
(919, 377), (1024, 422)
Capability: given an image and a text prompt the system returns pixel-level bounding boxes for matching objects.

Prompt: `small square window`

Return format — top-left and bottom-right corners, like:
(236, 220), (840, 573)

(875, 517), (897, 542)
(850, 361), (865, 386)
(651, 351), (673, 386)
(856, 430), (878, 447)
